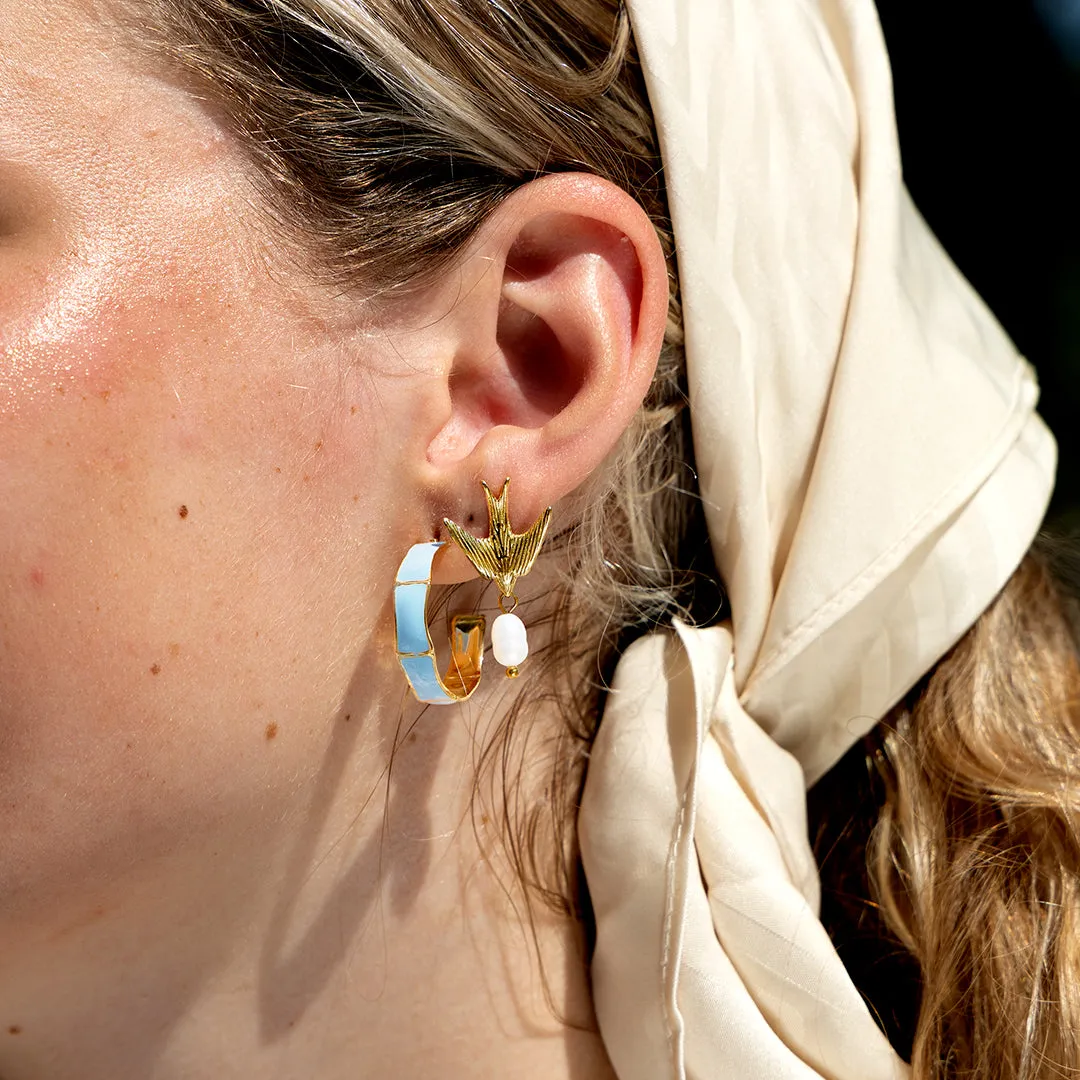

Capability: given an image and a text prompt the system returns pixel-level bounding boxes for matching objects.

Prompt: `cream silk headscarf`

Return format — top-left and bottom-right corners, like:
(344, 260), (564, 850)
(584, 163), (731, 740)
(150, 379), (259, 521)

(577, 0), (1058, 1077)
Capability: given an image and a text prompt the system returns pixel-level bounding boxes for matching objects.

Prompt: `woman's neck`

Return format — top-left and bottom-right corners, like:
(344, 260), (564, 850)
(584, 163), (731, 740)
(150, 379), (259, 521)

(0, 581), (614, 1080)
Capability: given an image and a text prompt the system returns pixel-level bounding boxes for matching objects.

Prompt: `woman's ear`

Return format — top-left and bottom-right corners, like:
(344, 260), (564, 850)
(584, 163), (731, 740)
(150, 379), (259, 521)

(420, 172), (669, 573)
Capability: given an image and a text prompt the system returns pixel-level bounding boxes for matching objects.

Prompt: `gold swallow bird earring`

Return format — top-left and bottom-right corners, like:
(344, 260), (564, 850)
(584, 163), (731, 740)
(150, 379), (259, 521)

(393, 478), (552, 704)
(443, 478), (551, 678)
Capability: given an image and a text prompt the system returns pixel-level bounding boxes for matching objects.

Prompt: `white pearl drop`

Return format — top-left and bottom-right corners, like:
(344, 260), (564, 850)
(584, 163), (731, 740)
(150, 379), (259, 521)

(492, 612), (528, 667)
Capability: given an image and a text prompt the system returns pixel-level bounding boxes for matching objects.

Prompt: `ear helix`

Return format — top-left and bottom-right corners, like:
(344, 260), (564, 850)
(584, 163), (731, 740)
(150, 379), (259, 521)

(394, 478), (552, 704)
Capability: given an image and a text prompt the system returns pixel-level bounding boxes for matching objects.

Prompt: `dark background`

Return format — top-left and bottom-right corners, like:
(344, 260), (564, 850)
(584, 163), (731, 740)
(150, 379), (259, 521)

(875, 0), (1080, 526)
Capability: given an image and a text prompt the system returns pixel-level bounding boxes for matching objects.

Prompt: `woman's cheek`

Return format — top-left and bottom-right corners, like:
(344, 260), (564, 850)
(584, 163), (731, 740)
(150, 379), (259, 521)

(2, 268), (287, 705)
(0, 306), (355, 932)
(0, 159), (398, 817)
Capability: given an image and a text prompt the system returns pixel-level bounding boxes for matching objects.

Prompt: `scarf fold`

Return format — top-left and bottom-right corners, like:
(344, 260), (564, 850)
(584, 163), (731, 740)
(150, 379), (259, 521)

(581, 620), (908, 1078)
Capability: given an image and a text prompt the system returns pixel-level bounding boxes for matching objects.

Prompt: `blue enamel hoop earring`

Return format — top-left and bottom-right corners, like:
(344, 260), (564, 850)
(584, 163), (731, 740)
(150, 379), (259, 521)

(394, 478), (552, 705)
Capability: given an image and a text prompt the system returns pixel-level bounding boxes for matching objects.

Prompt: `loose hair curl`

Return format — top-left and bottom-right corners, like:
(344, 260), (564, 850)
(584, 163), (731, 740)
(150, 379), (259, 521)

(814, 540), (1080, 1079)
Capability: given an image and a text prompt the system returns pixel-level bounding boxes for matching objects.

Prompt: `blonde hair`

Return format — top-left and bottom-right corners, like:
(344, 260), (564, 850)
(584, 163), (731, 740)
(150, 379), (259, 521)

(110, 1), (1079, 1074)
(813, 540), (1080, 1078)
(876, 543), (1080, 1078)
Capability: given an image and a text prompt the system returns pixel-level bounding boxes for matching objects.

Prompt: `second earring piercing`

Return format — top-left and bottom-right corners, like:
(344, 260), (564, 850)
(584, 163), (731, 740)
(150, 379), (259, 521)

(444, 478), (552, 678)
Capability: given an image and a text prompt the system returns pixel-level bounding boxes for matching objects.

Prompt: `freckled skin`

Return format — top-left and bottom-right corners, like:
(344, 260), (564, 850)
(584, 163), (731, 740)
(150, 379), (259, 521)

(0, 0), (455, 1065)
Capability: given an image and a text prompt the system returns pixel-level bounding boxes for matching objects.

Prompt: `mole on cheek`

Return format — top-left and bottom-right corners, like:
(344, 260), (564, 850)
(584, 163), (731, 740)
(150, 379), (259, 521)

(150, 663), (161, 675)
(265, 722), (278, 741)
(178, 505), (189, 519)
(7, 1025), (21, 1035)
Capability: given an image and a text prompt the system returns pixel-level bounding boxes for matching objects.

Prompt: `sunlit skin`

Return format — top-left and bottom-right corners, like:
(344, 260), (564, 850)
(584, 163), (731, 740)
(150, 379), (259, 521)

(0, 2), (668, 1077)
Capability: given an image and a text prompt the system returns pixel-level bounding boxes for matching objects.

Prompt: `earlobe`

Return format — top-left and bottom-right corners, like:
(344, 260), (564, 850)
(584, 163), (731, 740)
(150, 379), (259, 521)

(424, 172), (669, 547)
